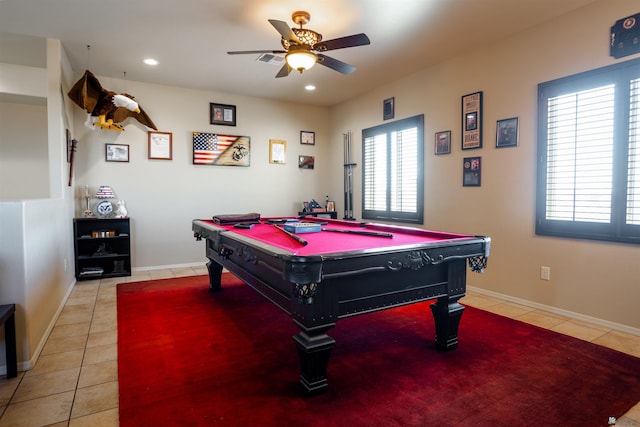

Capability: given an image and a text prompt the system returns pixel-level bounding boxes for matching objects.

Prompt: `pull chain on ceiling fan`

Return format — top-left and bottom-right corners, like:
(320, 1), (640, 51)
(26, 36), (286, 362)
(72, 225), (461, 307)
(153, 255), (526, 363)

(227, 11), (370, 78)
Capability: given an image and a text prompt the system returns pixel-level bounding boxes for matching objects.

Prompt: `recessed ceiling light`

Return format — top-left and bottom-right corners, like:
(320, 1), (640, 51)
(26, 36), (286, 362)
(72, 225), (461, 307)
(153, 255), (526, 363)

(305, 85), (316, 91)
(143, 58), (159, 66)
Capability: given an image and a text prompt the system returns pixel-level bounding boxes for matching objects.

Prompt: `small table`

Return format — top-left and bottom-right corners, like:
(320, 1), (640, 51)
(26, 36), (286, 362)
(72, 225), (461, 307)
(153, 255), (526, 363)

(0, 304), (17, 378)
(193, 217), (490, 394)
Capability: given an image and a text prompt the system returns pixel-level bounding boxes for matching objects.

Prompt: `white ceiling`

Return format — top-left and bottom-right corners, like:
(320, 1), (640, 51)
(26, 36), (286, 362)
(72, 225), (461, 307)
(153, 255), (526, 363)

(0, 0), (600, 107)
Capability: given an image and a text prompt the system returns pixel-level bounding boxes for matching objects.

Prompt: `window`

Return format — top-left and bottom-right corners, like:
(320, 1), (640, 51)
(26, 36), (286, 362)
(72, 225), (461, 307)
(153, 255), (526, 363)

(362, 114), (424, 224)
(536, 57), (640, 244)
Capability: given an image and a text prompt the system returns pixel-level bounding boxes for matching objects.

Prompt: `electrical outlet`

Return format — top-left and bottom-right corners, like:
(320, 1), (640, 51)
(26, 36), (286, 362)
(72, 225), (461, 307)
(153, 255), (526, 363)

(540, 266), (551, 281)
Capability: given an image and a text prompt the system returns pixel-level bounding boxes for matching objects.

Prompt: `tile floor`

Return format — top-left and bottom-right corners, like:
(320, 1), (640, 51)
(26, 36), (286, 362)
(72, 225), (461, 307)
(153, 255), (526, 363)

(0, 266), (638, 426)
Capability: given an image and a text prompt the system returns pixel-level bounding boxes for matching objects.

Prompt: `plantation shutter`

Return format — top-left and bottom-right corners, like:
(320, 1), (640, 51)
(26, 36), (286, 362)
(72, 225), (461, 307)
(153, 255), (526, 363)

(545, 85), (615, 223)
(390, 127), (419, 213)
(362, 115), (424, 224)
(626, 78), (640, 225)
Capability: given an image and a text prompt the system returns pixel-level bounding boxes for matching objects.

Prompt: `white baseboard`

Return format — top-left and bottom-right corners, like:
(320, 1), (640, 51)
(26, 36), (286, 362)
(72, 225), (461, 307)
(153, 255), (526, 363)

(467, 285), (640, 337)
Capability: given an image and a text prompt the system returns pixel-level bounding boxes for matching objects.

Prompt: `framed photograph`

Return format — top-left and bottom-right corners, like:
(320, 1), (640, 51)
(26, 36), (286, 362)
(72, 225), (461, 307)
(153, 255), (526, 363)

(210, 103), (236, 126)
(300, 131), (315, 145)
(496, 117), (519, 148)
(383, 97), (395, 120)
(327, 201), (335, 211)
(435, 130), (451, 155)
(105, 143), (129, 162)
(463, 156), (482, 187)
(298, 155), (314, 169)
(462, 91), (483, 150)
(148, 131), (173, 160)
(192, 132), (250, 166)
(269, 139), (286, 164)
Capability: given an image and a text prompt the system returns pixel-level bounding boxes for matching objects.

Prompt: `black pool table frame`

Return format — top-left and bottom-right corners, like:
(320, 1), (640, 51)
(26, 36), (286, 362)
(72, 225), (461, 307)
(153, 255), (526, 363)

(193, 219), (490, 394)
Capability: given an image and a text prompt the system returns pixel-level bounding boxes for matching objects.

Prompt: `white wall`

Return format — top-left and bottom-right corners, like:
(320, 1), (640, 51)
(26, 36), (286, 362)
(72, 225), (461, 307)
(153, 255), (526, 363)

(328, 0), (640, 331)
(73, 77), (331, 268)
(0, 40), (76, 372)
(0, 102), (49, 199)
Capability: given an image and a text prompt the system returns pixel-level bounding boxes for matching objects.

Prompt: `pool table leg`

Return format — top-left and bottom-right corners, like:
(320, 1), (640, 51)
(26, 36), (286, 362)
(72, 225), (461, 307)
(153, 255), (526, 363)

(293, 328), (335, 395)
(430, 297), (465, 351)
(205, 259), (223, 291)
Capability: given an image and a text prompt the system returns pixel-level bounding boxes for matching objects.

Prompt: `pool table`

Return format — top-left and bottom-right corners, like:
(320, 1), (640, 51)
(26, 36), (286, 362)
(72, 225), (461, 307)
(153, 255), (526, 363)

(192, 217), (490, 394)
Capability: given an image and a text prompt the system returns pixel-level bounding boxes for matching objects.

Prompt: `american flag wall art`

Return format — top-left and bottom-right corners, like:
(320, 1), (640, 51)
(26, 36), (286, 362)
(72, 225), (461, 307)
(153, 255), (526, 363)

(192, 132), (250, 166)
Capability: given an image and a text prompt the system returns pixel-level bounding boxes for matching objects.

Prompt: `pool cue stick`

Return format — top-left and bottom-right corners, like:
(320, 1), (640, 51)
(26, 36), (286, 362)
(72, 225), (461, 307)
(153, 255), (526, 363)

(274, 225), (308, 246)
(322, 228), (393, 238)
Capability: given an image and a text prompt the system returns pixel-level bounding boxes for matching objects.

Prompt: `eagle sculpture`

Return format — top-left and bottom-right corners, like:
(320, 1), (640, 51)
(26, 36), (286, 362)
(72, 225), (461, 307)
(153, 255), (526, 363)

(67, 70), (157, 131)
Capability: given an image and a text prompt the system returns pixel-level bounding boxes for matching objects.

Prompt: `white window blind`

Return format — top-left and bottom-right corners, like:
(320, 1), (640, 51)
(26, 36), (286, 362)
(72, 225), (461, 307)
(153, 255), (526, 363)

(545, 85), (615, 223)
(626, 78), (640, 225)
(363, 134), (388, 211)
(390, 128), (419, 213)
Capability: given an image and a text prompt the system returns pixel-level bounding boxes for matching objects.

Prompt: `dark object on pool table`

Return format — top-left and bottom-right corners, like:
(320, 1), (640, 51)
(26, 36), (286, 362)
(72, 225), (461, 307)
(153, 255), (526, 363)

(212, 212), (261, 225)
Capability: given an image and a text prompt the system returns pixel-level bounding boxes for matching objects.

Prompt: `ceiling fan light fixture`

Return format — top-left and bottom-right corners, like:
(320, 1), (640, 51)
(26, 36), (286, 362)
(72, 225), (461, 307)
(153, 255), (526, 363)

(286, 49), (317, 73)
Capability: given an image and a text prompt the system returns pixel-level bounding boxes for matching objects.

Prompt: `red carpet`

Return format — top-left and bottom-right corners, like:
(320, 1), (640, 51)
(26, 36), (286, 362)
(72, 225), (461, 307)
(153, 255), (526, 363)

(117, 274), (640, 426)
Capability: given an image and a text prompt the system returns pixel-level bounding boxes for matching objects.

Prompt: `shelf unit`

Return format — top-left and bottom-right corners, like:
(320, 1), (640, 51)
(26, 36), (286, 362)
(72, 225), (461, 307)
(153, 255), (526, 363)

(297, 211), (338, 219)
(73, 217), (131, 281)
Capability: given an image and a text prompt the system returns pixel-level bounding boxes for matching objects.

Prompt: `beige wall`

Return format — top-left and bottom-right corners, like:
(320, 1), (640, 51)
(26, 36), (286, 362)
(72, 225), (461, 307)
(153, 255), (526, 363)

(329, 0), (640, 330)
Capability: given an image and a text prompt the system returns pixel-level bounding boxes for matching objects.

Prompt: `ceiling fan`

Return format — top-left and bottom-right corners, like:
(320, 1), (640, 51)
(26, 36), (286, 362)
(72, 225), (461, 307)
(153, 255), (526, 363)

(227, 11), (370, 78)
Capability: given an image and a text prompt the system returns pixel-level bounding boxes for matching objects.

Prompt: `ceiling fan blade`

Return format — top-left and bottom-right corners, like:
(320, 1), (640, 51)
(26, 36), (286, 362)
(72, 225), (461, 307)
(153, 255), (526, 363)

(314, 33), (370, 52)
(317, 54), (356, 75)
(275, 63), (292, 78)
(227, 50), (286, 55)
(268, 19), (300, 43)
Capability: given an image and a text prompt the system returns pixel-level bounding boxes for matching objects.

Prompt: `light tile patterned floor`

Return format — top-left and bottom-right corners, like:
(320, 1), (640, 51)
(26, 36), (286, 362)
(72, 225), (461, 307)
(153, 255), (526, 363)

(0, 267), (638, 426)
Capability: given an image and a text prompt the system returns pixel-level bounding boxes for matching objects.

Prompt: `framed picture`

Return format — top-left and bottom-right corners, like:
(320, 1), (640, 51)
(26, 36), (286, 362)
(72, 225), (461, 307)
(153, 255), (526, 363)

(435, 130), (451, 155)
(383, 97), (395, 120)
(269, 139), (286, 164)
(301, 131), (315, 145)
(192, 132), (250, 166)
(148, 131), (173, 160)
(496, 117), (519, 148)
(463, 156), (481, 187)
(462, 91), (483, 150)
(327, 201), (335, 211)
(298, 155), (314, 169)
(105, 143), (129, 162)
(210, 103), (236, 126)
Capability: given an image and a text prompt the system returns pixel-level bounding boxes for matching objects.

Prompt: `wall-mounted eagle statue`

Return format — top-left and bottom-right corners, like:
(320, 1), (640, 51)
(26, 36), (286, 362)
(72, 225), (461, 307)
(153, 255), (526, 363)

(67, 70), (157, 131)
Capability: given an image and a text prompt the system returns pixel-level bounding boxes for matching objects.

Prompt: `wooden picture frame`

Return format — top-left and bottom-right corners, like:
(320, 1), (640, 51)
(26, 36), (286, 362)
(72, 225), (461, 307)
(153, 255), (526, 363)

(269, 139), (286, 164)
(105, 143), (129, 162)
(496, 117), (519, 148)
(148, 131), (173, 160)
(383, 97), (395, 120)
(435, 130), (451, 155)
(462, 91), (483, 150)
(210, 103), (236, 126)
(463, 156), (482, 187)
(300, 131), (315, 145)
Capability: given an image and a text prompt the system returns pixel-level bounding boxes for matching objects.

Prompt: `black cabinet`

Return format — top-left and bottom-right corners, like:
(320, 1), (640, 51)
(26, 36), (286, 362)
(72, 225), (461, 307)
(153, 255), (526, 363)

(73, 218), (131, 280)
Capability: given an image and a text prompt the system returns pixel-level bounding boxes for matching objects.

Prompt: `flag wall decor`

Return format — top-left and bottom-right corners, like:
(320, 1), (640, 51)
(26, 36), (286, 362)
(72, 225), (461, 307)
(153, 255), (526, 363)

(192, 132), (250, 166)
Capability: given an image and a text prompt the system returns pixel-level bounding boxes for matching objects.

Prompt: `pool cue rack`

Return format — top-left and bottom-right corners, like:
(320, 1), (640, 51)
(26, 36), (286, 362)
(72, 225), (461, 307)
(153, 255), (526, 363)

(343, 131), (356, 220)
